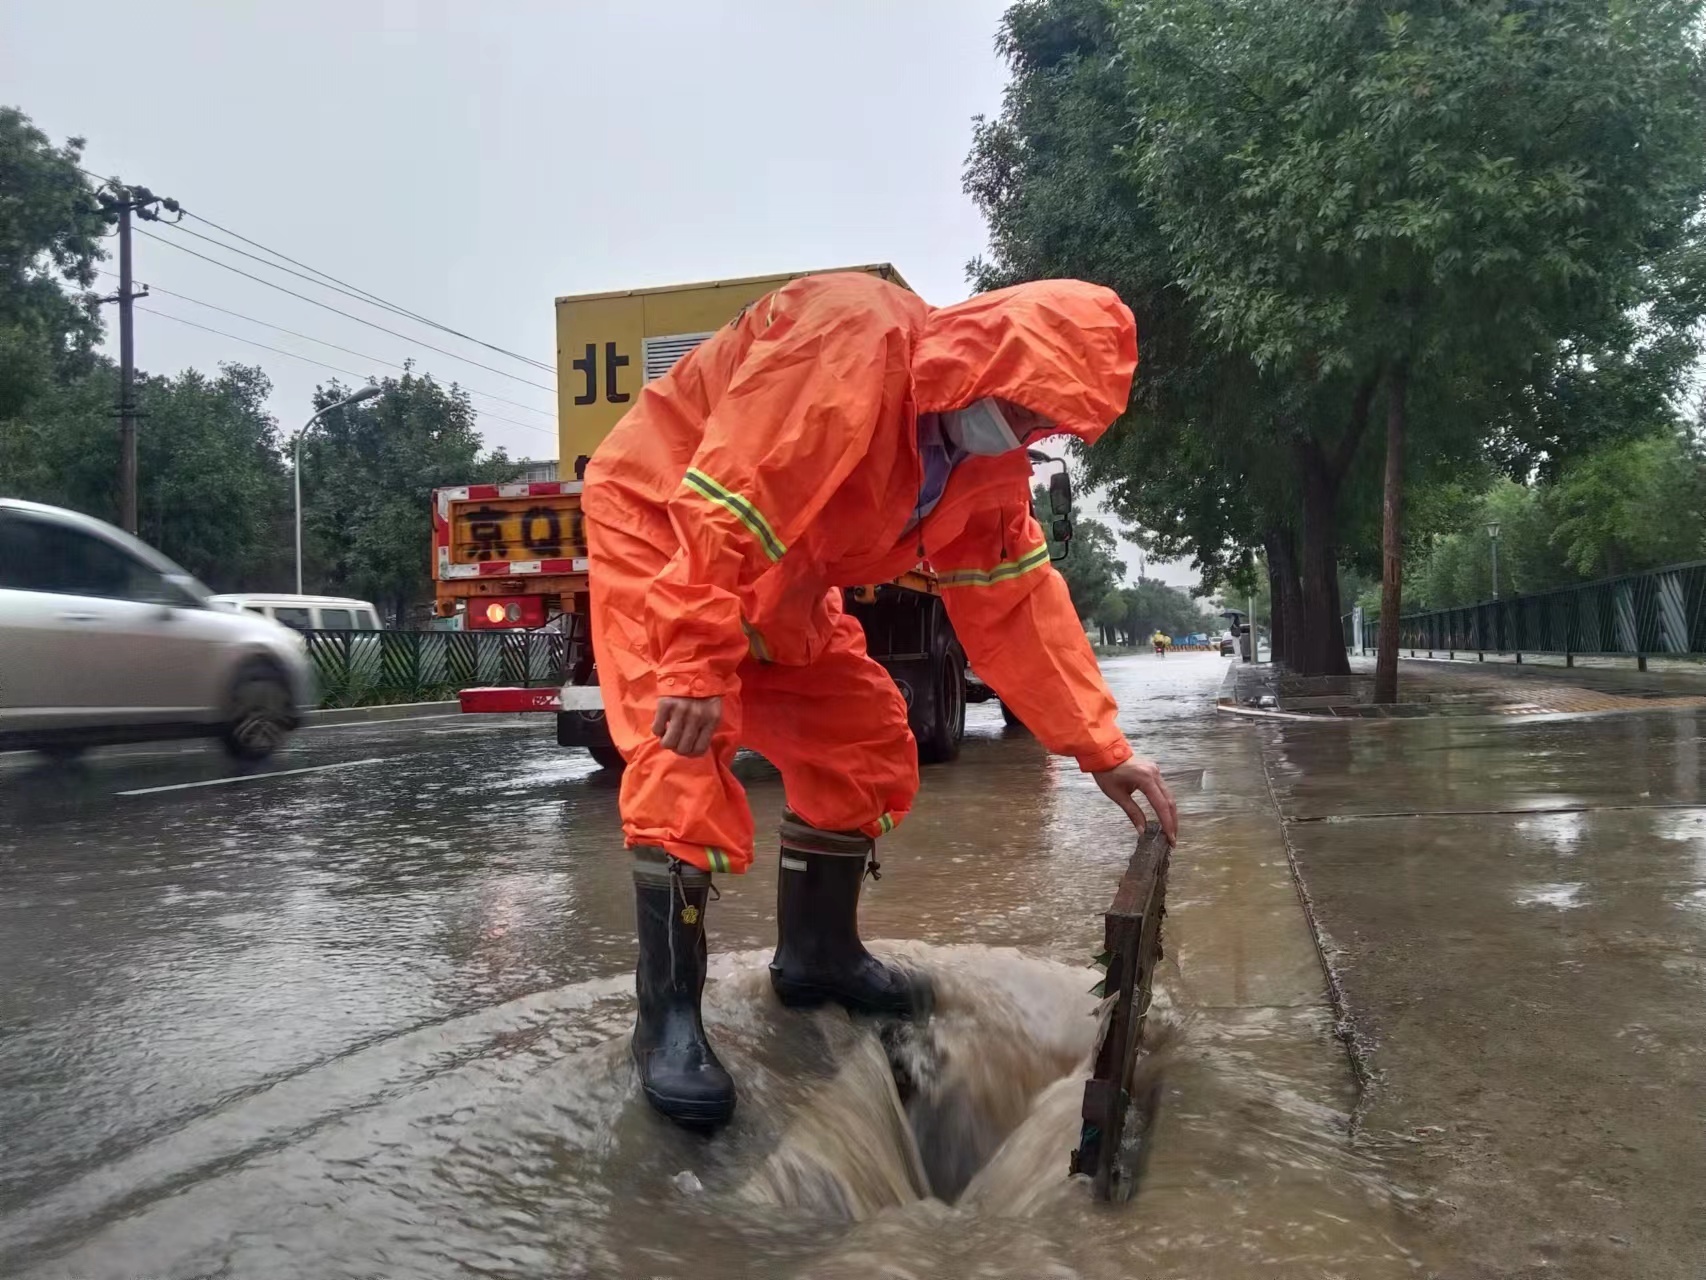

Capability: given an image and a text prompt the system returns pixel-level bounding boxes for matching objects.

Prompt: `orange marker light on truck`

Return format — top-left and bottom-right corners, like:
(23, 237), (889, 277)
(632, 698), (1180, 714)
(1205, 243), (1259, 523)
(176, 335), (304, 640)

(467, 595), (546, 630)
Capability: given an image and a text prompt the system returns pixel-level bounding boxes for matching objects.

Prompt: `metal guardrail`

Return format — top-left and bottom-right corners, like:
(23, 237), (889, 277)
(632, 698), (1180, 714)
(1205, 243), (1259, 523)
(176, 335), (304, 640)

(1345, 559), (1706, 664)
(300, 629), (568, 708)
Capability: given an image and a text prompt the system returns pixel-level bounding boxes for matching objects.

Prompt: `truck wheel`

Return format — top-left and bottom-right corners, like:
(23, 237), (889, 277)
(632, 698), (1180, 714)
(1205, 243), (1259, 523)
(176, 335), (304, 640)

(558, 710), (626, 772)
(915, 631), (966, 765)
(586, 733), (626, 772)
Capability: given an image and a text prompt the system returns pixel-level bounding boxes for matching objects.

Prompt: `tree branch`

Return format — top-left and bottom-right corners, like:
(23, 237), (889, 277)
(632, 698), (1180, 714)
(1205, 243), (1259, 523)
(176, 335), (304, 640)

(1330, 369), (1384, 482)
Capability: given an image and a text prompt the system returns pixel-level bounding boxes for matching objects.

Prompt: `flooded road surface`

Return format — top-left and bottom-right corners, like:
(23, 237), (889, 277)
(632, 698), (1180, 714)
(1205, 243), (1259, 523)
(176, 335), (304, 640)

(1, 654), (1421, 1278)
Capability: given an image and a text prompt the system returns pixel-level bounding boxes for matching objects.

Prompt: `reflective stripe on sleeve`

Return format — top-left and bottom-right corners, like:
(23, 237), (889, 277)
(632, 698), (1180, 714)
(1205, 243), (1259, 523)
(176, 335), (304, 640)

(936, 543), (1050, 589)
(742, 619), (773, 663)
(683, 468), (787, 562)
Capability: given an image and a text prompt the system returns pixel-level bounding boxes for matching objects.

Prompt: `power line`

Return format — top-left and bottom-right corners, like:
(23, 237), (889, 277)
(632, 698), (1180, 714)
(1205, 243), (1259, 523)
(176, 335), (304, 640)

(137, 304), (554, 437)
(100, 270), (555, 422)
(160, 221), (557, 377)
(76, 167), (555, 378)
(134, 226), (558, 396)
(174, 209), (557, 374)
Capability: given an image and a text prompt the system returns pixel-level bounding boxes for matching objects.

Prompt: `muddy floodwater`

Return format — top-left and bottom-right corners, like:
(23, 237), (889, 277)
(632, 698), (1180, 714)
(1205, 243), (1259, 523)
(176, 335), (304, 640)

(0, 654), (1425, 1278)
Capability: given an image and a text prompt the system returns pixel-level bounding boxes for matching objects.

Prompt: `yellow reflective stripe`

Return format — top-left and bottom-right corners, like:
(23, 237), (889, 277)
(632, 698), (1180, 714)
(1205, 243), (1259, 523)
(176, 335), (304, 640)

(683, 468), (786, 562)
(704, 847), (730, 874)
(742, 619), (772, 663)
(937, 544), (1050, 589)
(877, 812), (895, 835)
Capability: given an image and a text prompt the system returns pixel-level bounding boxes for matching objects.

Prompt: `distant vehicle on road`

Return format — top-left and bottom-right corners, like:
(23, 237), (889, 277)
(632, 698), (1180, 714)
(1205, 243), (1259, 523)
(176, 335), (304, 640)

(0, 499), (313, 762)
(1219, 633), (1238, 657)
(212, 593), (382, 632)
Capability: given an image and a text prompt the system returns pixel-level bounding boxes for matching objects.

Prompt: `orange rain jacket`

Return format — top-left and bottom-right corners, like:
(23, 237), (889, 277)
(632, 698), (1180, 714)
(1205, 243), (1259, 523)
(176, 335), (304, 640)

(583, 273), (1137, 867)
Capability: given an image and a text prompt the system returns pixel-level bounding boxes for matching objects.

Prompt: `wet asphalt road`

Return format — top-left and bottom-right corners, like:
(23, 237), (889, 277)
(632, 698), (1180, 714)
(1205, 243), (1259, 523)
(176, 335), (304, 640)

(30, 655), (1706, 1278)
(3, 656), (1276, 1280)
(0, 711), (614, 1216)
(11, 653), (1412, 1280)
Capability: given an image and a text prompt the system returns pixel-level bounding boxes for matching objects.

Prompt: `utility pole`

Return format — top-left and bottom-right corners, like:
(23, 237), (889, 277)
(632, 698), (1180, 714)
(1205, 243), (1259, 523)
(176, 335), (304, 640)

(115, 201), (138, 534)
(96, 182), (180, 535)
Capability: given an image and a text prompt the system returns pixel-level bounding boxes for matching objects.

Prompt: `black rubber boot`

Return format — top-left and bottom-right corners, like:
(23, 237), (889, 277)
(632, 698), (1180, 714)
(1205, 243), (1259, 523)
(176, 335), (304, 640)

(630, 851), (736, 1129)
(768, 814), (932, 1017)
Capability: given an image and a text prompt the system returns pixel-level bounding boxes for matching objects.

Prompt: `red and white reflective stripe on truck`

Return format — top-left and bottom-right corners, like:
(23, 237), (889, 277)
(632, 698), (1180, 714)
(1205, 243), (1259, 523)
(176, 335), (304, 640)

(440, 556), (590, 579)
(458, 683), (605, 714)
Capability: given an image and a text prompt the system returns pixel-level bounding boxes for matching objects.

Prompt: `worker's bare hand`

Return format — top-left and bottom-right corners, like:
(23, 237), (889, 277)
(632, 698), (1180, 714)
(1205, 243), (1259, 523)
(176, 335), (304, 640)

(653, 695), (723, 757)
(1093, 756), (1178, 845)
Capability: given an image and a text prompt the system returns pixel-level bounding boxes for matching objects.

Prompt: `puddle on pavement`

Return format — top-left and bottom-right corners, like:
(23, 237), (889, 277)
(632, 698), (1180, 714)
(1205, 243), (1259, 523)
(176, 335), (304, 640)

(3, 945), (1420, 1280)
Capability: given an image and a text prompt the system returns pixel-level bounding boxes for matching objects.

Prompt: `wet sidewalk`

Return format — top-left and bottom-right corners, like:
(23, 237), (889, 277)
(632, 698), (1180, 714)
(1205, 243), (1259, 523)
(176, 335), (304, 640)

(1226, 654), (1706, 718)
(1257, 700), (1706, 1278)
(1363, 654), (1706, 715)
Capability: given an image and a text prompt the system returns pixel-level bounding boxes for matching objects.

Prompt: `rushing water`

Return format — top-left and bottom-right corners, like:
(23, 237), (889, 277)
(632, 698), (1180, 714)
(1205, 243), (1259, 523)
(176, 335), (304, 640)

(1, 655), (1428, 1278)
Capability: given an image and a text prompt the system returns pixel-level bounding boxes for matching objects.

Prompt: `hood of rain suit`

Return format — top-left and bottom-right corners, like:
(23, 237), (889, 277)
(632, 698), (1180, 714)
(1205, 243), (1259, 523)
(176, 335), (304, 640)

(912, 278), (1137, 440)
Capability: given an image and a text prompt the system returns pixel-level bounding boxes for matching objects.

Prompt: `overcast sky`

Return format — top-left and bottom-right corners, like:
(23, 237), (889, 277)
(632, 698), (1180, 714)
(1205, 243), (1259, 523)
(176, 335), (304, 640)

(2, 0), (1198, 590)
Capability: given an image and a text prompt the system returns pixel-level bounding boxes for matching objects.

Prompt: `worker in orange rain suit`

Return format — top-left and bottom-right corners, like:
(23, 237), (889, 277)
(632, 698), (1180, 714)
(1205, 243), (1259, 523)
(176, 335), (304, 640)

(582, 272), (1179, 1129)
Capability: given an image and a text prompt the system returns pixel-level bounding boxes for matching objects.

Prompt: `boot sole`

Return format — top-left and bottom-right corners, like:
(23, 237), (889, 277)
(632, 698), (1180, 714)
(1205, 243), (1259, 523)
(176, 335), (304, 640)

(639, 1082), (736, 1129)
(770, 972), (928, 1018)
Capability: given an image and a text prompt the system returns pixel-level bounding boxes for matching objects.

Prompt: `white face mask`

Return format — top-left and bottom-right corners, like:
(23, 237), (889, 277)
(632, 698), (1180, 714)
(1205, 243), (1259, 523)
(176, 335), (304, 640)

(944, 398), (1022, 456)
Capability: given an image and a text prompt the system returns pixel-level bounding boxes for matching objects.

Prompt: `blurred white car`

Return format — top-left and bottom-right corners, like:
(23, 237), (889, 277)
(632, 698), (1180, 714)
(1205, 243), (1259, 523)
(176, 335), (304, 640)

(0, 499), (314, 761)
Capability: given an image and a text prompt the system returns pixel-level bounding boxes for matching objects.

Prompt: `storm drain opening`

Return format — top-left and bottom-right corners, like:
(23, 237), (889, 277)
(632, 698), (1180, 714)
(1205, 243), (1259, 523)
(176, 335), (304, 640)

(881, 1019), (1062, 1202)
(739, 1001), (1168, 1220)
(741, 822), (1172, 1220)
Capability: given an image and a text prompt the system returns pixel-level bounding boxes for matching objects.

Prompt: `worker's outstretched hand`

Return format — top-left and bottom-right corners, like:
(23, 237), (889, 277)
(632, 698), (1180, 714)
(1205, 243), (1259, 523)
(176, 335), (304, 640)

(1093, 756), (1178, 846)
(653, 695), (724, 757)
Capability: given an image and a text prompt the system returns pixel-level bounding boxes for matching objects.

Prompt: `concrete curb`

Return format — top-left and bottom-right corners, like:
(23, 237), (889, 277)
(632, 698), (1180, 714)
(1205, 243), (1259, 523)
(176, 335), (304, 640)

(1215, 660), (1242, 708)
(1216, 697), (1700, 727)
(303, 701), (461, 727)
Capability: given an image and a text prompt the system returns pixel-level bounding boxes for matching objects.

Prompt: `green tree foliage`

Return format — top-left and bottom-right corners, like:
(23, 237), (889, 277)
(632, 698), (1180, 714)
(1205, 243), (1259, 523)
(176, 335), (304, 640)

(968, 0), (1706, 687)
(0, 107), (107, 420)
(1094, 579), (1218, 646)
(0, 356), (291, 589)
(1409, 432), (1706, 607)
(301, 368), (515, 624)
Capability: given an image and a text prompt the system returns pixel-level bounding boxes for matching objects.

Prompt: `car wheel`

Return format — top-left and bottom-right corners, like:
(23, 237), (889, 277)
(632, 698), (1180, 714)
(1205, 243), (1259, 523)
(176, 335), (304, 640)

(222, 664), (294, 761)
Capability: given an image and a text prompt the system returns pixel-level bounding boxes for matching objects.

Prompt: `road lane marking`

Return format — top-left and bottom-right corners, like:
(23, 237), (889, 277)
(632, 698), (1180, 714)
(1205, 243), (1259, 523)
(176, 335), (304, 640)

(117, 757), (387, 796)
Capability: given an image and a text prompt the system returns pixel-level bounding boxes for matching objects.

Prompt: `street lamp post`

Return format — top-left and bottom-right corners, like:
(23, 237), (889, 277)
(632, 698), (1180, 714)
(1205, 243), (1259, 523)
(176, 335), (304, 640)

(1487, 520), (1502, 600)
(294, 385), (382, 594)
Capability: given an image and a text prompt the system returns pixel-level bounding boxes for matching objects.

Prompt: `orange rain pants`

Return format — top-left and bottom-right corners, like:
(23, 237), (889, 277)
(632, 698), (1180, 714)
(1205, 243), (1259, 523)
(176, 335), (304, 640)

(588, 515), (916, 874)
(583, 272), (1139, 875)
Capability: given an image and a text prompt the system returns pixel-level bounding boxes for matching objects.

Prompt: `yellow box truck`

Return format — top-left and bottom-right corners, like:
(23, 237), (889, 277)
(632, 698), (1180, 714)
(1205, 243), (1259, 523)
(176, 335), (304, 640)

(444, 264), (1038, 768)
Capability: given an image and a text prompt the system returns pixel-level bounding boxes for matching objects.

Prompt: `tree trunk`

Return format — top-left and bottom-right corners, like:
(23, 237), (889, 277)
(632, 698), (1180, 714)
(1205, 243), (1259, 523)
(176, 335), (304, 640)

(1263, 525), (1304, 669)
(1293, 442), (1352, 677)
(1267, 558), (1286, 665)
(1374, 363), (1409, 705)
